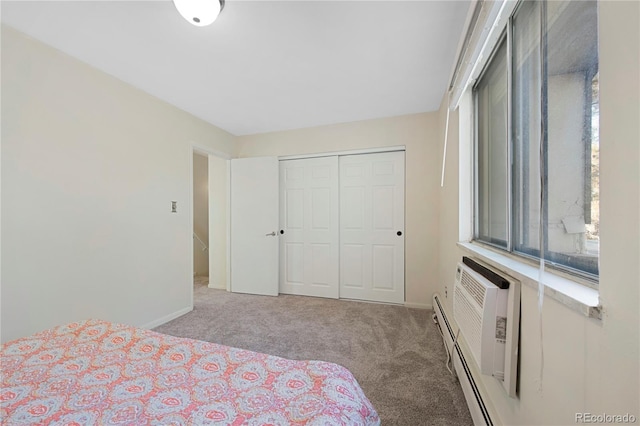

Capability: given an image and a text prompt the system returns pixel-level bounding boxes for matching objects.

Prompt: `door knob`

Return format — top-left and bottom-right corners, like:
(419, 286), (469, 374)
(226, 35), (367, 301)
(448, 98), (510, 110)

(265, 231), (276, 236)
(397, 231), (403, 236)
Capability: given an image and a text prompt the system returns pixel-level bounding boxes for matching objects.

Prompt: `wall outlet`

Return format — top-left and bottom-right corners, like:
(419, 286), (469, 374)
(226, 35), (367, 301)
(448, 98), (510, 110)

(171, 201), (177, 213)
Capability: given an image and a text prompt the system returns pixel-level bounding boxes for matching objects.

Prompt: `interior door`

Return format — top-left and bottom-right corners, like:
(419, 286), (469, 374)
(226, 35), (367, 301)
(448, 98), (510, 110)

(279, 156), (339, 298)
(339, 151), (405, 304)
(230, 157), (279, 296)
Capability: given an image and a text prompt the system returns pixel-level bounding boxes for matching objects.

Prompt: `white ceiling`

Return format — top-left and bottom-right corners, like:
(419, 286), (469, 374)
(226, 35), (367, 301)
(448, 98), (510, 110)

(1, 1), (471, 136)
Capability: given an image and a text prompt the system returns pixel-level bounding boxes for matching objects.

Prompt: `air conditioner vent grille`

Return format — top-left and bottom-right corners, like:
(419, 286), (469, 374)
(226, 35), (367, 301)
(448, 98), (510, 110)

(454, 285), (482, 357)
(460, 270), (486, 307)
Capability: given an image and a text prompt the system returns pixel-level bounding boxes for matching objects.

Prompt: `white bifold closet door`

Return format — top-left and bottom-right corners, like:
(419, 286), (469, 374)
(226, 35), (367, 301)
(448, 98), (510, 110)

(279, 156), (339, 298)
(339, 151), (405, 304)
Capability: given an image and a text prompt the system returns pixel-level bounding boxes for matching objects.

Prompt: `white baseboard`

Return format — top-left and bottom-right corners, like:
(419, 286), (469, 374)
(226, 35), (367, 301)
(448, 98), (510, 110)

(404, 302), (432, 310)
(141, 306), (193, 330)
(208, 284), (226, 290)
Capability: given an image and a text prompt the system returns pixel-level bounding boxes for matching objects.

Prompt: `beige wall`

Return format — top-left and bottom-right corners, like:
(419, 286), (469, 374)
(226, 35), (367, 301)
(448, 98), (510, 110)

(434, 1), (639, 424)
(236, 113), (440, 307)
(1, 26), (235, 342)
(193, 153), (209, 277)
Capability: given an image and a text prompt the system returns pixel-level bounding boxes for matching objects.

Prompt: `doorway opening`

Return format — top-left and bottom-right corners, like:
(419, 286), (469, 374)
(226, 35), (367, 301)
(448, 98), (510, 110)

(191, 146), (230, 305)
(193, 152), (209, 286)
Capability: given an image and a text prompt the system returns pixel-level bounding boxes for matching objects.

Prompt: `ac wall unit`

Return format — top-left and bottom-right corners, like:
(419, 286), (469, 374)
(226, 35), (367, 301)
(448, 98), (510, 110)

(453, 256), (520, 398)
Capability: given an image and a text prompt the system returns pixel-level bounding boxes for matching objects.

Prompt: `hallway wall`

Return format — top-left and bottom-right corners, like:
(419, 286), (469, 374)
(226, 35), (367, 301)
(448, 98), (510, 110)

(193, 153), (209, 277)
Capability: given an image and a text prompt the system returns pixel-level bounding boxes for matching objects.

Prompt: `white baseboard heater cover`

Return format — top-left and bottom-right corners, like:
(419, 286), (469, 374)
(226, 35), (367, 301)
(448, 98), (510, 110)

(454, 256), (520, 398)
(433, 293), (493, 426)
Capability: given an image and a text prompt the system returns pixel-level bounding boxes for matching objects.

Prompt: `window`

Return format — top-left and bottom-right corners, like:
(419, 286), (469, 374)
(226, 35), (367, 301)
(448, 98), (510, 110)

(473, 0), (599, 280)
(476, 38), (508, 248)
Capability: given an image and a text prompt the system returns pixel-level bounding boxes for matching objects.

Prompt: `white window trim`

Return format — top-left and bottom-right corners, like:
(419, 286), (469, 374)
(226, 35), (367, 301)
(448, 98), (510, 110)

(458, 242), (601, 319)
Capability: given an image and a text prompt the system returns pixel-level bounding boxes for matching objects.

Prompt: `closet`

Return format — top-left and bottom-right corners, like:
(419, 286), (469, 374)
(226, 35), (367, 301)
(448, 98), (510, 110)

(279, 151), (405, 304)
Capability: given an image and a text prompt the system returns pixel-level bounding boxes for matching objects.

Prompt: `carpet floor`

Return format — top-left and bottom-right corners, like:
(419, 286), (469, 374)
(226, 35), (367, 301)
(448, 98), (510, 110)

(154, 279), (473, 425)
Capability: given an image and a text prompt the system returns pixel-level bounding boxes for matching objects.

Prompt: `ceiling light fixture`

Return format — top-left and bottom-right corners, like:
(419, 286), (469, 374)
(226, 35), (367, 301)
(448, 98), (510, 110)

(173, 0), (225, 27)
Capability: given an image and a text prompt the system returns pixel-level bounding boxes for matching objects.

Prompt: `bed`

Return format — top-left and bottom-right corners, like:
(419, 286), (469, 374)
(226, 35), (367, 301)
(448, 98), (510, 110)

(0, 319), (380, 425)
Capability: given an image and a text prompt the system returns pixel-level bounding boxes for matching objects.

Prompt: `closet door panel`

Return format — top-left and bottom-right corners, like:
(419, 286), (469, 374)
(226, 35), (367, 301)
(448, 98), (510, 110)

(279, 156), (339, 299)
(339, 151), (405, 304)
(285, 243), (304, 285)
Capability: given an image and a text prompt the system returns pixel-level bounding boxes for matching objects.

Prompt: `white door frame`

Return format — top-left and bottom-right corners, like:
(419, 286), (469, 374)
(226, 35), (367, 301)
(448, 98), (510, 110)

(189, 144), (232, 308)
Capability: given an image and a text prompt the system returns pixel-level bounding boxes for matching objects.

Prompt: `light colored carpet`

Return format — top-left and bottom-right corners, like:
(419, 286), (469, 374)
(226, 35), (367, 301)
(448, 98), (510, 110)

(154, 280), (473, 425)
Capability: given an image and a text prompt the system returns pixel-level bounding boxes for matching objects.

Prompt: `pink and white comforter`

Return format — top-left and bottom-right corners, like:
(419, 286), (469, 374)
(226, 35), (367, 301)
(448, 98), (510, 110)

(0, 319), (379, 425)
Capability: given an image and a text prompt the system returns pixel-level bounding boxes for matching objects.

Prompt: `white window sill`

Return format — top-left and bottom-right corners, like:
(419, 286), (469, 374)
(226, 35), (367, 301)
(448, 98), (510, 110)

(457, 242), (602, 320)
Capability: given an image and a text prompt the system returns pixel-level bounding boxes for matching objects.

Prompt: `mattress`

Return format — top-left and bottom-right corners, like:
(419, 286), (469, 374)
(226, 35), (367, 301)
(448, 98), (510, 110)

(0, 319), (380, 425)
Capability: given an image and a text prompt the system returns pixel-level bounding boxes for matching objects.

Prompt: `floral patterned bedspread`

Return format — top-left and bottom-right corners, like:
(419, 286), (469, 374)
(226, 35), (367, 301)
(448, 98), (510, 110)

(0, 319), (380, 425)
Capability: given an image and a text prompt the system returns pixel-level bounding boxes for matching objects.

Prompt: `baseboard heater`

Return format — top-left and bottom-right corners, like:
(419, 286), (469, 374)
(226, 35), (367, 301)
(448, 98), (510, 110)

(433, 293), (494, 426)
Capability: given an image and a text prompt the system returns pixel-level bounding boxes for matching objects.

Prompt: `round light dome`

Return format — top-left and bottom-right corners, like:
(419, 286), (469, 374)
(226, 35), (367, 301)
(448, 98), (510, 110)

(173, 0), (224, 27)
